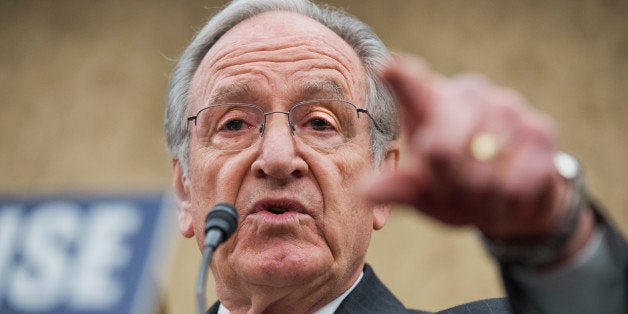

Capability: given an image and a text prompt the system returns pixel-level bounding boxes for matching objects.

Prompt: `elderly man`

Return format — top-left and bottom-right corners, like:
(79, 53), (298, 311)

(165, 0), (626, 313)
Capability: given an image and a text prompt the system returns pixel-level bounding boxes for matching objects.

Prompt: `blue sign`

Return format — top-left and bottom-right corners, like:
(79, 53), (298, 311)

(0, 193), (175, 314)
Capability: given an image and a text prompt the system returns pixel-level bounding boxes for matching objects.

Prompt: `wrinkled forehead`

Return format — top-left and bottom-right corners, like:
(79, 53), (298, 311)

(190, 10), (367, 108)
(210, 10), (356, 52)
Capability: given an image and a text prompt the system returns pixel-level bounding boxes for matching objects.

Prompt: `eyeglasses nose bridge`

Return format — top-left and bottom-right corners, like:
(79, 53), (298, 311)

(260, 111), (295, 136)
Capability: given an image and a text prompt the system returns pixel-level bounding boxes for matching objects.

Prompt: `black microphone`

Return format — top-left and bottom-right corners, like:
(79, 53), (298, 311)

(202, 203), (238, 250)
(197, 203), (238, 314)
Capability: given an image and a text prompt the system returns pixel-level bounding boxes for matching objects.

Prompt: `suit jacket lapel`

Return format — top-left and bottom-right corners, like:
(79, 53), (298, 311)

(335, 264), (423, 314)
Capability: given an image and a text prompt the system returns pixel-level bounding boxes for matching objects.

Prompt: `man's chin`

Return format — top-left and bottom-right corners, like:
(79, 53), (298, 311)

(232, 245), (333, 287)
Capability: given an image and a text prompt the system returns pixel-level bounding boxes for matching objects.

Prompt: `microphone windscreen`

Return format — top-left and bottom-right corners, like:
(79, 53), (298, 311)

(204, 202), (238, 236)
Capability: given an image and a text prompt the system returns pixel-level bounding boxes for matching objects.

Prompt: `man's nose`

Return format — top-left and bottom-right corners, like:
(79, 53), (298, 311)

(250, 115), (309, 180)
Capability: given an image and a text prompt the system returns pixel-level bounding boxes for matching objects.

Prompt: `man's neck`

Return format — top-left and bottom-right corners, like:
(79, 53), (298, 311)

(215, 267), (364, 314)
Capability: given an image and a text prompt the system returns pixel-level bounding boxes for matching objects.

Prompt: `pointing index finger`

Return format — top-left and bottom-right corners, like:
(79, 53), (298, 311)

(382, 53), (443, 133)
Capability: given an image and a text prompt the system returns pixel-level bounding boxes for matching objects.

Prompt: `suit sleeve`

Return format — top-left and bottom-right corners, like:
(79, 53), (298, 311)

(499, 202), (628, 314)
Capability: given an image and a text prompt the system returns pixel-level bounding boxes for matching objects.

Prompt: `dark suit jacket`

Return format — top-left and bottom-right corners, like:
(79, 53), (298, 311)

(207, 264), (511, 314)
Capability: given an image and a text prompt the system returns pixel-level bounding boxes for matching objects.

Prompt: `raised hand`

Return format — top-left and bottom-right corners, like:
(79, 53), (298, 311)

(365, 55), (593, 249)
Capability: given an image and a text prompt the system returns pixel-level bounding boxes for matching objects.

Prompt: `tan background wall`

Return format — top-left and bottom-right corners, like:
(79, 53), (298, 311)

(2, 0), (626, 312)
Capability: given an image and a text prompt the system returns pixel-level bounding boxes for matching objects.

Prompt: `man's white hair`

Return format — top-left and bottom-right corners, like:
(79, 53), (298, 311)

(164, 0), (398, 176)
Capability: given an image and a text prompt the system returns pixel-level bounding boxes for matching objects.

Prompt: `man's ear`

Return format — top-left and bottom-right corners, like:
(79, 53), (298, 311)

(373, 142), (399, 230)
(173, 160), (194, 238)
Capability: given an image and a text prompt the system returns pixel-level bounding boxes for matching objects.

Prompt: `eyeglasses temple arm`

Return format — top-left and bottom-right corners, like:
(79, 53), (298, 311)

(357, 109), (385, 134)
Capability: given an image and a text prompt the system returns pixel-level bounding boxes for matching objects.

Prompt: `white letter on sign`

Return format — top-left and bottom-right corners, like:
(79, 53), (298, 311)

(7, 202), (81, 311)
(70, 202), (142, 310)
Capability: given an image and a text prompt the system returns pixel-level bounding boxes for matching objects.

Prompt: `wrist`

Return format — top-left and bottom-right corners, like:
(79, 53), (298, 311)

(482, 152), (593, 269)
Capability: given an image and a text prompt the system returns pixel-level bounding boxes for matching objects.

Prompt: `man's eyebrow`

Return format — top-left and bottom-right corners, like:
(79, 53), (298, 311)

(300, 80), (345, 100)
(210, 81), (254, 104)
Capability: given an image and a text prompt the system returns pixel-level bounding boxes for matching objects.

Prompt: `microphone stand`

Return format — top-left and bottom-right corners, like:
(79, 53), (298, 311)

(196, 245), (215, 314)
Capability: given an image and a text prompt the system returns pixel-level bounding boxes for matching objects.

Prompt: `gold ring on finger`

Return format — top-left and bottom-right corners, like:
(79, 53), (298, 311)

(470, 132), (501, 162)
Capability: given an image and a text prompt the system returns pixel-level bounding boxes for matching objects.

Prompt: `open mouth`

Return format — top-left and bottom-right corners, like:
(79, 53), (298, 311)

(251, 199), (309, 217)
(268, 207), (288, 215)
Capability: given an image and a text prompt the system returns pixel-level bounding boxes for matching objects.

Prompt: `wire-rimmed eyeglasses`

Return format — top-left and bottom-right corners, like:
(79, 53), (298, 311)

(187, 99), (383, 151)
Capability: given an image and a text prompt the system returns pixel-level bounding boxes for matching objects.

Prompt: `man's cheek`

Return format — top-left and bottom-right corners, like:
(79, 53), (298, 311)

(339, 148), (372, 184)
(215, 156), (256, 199)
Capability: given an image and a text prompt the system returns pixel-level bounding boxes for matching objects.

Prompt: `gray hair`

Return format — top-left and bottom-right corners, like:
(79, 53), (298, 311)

(164, 0), (399, 176)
